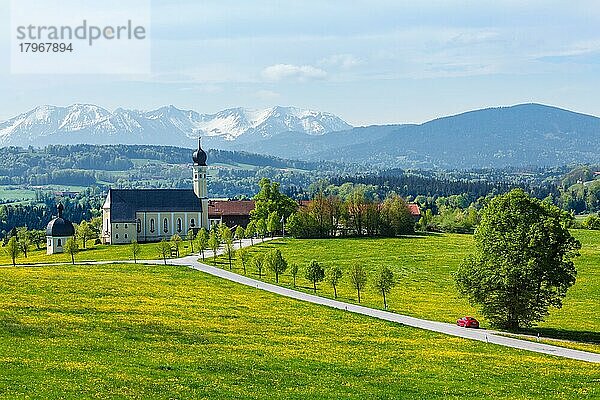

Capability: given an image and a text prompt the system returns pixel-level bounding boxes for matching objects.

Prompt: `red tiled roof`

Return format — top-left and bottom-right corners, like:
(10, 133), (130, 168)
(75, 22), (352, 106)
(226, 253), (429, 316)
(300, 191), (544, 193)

(407, 203), (421, 217)
(209, 200), (255, 217)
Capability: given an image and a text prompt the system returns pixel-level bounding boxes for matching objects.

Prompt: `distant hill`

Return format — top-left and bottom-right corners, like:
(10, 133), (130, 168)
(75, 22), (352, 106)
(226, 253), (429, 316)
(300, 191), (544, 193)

(224, 104), (600, 168)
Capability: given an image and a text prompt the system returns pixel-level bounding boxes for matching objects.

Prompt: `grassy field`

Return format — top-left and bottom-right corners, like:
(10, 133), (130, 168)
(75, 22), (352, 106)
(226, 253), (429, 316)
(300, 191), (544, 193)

(0, 187), (36, 203)
(0, 239), (195, 266)
(209, 231), (600, 350)
(0, 263), (598, 399)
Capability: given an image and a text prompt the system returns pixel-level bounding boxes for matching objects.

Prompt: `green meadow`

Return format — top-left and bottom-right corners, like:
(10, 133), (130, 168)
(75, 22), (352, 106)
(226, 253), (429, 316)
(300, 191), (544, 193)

(210, 231), (600, 351)
(0, 239), (196, 265)
(0, 263), (598, 399)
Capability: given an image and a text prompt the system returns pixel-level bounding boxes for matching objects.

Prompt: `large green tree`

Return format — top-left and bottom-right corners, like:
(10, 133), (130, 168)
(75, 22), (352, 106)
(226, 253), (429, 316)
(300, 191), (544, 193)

(251, 178), (298, 221)
(455, 189), (581, 330)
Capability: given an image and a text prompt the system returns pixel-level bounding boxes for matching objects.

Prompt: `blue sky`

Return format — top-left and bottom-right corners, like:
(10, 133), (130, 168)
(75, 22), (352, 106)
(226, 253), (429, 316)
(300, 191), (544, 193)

(1, 0), (599, 125)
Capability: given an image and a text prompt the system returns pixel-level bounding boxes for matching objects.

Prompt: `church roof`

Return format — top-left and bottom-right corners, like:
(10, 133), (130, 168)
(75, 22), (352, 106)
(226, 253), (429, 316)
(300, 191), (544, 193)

(106, 189), (203, 222)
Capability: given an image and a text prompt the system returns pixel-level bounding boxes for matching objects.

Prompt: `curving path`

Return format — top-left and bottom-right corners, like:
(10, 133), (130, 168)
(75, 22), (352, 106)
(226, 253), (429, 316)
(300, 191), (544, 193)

(145, 239), (600, 364)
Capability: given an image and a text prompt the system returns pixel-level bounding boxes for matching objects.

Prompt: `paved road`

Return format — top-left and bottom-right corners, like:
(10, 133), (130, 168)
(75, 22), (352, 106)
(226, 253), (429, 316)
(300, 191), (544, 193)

(6, 237), (599, 363)
(143, 239), (600, 364)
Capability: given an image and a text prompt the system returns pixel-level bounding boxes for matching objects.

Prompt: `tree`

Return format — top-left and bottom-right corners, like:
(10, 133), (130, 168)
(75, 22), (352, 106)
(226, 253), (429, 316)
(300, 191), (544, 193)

(380, 193), (414, 236)
(455, 189), (580, 330)
(208, 229), (220, 264)
(252, 253), (265, 278)
(237, 247), (250, 274)
(131, 240), (141, 263)
(170, 234), (182, 257)
(328, 266), (343, 298)
(64, 237), (79, 265)
(222, 226), (235, 270)
(256, 219), (267, 243)
(266, 249), (288, 283)
(290, 263), (299, 287)
(5, 236), (20, 267)
(245, 221), (256, 245)
(349, 264), (368, 303)
(305, 260), (325, 293)
(267, 211), (280, 237)
(77, 220), (95, 249)
(17, 227), (30, 258)
(196, 228), (209, 261)
(582, 213), (600, 230)
(31, 229), (45, 250)
(234, 225), (245, 247)
(187, 228), (195, 252)
(374, 266), (395, 309)
(157, 239), (172, 265)
(251, 178), (298, 221)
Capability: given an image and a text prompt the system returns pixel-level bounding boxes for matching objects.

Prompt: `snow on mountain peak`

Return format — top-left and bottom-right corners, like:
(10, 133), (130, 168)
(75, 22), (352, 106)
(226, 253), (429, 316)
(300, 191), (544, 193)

(0, 104), (352, 147)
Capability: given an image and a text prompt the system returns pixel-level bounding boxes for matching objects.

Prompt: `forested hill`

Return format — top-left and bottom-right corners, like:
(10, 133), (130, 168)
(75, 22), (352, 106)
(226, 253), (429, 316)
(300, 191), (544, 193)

(0, 144), (330, 177)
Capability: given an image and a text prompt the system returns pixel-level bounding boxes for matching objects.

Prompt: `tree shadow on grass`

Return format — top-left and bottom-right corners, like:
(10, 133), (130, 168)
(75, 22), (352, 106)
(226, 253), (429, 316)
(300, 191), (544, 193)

(516, 327), (600, 345)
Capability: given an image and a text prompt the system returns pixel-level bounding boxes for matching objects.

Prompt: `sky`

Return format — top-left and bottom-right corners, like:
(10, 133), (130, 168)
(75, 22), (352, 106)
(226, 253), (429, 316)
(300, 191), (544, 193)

(1, 0), (600, 125)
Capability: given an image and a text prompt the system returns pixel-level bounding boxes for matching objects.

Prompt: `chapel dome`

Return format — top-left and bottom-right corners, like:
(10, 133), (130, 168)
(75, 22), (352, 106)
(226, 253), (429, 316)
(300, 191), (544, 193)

(46, 204), (75, 237)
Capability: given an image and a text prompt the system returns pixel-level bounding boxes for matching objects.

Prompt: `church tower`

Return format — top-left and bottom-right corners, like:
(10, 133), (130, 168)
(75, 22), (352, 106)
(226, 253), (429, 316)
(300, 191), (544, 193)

(192, 137), (209, 228)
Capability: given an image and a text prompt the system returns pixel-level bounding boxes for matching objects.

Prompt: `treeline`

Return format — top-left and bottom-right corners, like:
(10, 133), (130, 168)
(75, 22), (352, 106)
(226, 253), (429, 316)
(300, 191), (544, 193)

(0, 189), (103, 237)
(330, 172), (558, 201)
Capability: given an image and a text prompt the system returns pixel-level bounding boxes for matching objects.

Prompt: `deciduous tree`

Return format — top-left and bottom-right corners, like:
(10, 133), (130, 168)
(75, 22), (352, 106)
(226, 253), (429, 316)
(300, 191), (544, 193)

(5, 236), (20, 267)
(305, 260), (325, 293)
(328, 266), (343, 298)
(349, 264), (368, 303)
(131, 240), (141, 263)
(455, 189), (580, 330)
(64, 237), (79, 265)
(374, 266), (395, 309)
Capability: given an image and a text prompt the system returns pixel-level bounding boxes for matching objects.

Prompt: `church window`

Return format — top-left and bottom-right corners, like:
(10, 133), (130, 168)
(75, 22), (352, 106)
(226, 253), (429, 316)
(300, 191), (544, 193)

(124, 233), (128, 239)
(150, 219), (155, 233)
(190, 218), (195, 227)
(115, 224), (119, 229)
(116, 234), (119, 239)
(164, 218), (169, 233)
(57, 239), (62, 246)
(177, 218), (182, 232)
(48, 239), (51, 247)
(124, 224), (128, 229)
(137, 219), (141, 233)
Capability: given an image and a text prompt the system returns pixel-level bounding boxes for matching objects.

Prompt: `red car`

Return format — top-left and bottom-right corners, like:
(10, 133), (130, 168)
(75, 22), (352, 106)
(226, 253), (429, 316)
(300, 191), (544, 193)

(457, 316), (479, 328)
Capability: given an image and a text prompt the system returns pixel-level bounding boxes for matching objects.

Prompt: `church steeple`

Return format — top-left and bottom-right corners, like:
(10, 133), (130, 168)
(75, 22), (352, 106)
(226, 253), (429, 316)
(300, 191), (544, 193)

(192, 137), (207, 166)
(192, 137), (208, 199)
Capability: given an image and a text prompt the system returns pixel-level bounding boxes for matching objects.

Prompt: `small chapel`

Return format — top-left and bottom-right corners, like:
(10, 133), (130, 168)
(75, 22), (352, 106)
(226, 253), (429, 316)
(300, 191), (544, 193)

(100, 139), (210, 244)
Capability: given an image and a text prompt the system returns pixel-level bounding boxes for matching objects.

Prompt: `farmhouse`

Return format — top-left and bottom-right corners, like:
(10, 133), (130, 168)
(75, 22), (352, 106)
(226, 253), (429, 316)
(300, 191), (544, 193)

(101, 139), (209, 244)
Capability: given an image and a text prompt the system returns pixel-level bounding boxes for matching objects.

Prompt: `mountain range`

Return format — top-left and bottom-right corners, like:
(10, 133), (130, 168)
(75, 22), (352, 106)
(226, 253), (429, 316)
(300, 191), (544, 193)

(1, 103), (599, 168)
(0, 104), (351, 148)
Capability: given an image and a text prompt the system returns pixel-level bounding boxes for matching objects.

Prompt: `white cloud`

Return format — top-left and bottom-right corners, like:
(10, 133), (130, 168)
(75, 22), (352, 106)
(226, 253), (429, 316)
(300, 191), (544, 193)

(319, 54), (361, 69)
(262, 64), (327, 81)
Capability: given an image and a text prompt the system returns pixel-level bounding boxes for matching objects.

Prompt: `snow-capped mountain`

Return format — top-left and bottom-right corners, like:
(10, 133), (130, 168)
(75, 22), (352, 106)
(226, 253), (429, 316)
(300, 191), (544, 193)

(0, 104), (352, 148)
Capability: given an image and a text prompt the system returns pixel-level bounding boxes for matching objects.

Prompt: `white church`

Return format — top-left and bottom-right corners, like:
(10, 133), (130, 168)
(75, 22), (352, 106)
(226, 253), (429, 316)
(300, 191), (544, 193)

(100, 139), (210, 244)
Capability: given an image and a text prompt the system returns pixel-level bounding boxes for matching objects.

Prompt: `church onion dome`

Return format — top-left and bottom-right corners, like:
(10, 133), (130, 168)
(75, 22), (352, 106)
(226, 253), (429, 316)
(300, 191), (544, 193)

(46, 203), (75, 237)
(192, 137), (207, 166)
